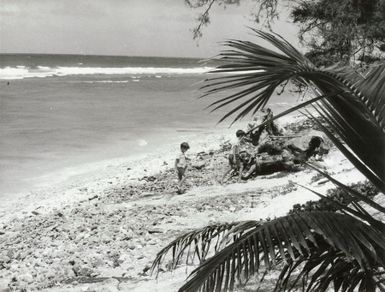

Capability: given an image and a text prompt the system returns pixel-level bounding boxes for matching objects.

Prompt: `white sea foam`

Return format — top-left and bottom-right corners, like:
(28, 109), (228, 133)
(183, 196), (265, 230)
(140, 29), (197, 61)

(0, 65), (214, 80)
(136, 139), (148, 146)
(81, 80), (131, 83)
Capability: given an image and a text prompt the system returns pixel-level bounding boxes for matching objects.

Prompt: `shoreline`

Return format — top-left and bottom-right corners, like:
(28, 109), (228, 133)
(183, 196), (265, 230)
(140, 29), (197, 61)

(0, 113), (302, 222)
(0, 122), (244, 224)
(0, 115), (367, 291)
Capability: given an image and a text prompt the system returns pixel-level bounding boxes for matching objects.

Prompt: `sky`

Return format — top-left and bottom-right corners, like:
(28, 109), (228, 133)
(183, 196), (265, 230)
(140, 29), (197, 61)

(0, 0), (299, 58)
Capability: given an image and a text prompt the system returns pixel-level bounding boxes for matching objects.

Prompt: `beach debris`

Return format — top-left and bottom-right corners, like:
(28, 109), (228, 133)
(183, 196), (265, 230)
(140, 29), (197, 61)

(55, 212), (64, 218)
(192, 161), (206, 169)
(142, 265), (151, 273)
(317, 179), (329, 185)
(140, 176), (156, 182)
(148, 229), (162, 234)
(141, 192), (157, 198)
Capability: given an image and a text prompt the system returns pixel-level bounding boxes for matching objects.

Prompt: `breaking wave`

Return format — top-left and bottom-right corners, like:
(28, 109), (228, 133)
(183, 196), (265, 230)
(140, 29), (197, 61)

(0, 65), (214, 80)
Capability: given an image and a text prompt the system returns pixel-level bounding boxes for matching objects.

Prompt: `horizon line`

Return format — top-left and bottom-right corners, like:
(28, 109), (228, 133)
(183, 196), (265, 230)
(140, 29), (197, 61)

(0, 52), (204, 60)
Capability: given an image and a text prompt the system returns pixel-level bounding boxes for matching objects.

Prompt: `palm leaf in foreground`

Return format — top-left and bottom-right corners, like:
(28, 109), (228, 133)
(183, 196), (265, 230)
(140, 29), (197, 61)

(151, 221), (259, 276)
(151, 30), (385, 292)
(172, 212), (385, 292)
(276, 250), (385, 292)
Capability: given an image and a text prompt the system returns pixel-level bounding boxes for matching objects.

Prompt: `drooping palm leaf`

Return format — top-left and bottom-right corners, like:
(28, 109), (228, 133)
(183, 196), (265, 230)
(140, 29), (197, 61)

(295, 183), (377, 223)
(304, 162), (385, 215)
(202, 29), (385, 193)
(304, 107), (385, 193)
(332, 64), (385, 130)
(151, 221), (259, 276)
(307, 69), (385, 191)
(276, 250), (385, 292)
(174, 212), (385, 292)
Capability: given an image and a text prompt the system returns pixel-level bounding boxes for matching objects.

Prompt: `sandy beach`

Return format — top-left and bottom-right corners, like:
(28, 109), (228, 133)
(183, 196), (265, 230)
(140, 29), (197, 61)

(0, 117), (371, 291)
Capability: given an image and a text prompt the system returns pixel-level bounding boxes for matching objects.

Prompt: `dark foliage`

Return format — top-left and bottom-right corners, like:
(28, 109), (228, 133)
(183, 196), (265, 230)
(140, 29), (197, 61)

(289, 181), (379, 213)
(153, 212), (385, 292)
(291, 0), (385, 66)
(185, 0), (385, 66)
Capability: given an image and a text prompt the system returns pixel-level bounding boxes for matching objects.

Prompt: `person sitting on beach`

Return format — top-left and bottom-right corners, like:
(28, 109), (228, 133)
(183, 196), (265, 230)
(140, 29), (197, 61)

(241, 136), (327, 180)
(241, 153), (300, 180)
(287, 136), (327, 163)
(238, 150), (257, 177)
(233, 129), (252, 153)
(245, 109), (282, 146)
(261, 108), (282, 136)
(246, 115), (265, 146)
(248, 125), (265, 146)
(221, 130), (252, 183)
(221, 149), (255, 183)
(175, 142), (190, 194)
(257, 135), (328, 162)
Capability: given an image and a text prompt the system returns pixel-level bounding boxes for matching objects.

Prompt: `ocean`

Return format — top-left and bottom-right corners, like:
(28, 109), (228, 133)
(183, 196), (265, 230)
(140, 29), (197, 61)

(0, 54), (298, 198)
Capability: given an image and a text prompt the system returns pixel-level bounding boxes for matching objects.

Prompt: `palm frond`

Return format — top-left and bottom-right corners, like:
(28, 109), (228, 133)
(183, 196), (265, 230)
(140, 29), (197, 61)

(306, 162), (385, 214)
(332, 64), (385, 130)
(304, 108), (385, 193)
(276, 250), (384, 292)
(202, 29), (385, 193)
(177, 212), (385, 292)
(308, 71), (385, 190)
(151, 221), (259, 275)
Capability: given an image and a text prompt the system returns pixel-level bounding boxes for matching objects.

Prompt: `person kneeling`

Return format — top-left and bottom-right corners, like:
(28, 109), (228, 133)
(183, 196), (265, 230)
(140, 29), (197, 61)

(241, 155), (300, 180)
(221, 150), (254, 183)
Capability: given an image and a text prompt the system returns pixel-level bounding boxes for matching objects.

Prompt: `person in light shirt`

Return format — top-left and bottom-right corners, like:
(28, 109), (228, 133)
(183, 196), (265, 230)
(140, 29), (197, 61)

(175, 142), (190, 194)
(221, 130), (252, 183)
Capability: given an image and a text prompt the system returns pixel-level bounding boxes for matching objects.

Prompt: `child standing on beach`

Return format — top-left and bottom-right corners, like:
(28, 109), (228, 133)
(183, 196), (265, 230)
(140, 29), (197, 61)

(175, 142), (190, 194)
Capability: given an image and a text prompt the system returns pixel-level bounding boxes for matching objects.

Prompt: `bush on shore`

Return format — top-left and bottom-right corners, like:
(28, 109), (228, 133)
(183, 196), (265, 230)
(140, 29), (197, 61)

(289, 181), (379, 213)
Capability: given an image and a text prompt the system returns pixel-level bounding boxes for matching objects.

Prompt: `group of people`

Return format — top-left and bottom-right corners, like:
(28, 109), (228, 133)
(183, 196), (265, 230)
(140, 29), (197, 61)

(221, 130), (323, 183)
(174, 108), (327, 193)
(221, 109), (326, 183)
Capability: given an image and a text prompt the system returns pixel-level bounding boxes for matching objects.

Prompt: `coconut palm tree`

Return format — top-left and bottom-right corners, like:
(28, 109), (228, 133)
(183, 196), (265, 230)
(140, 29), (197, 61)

(151, 30), (385, 291)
